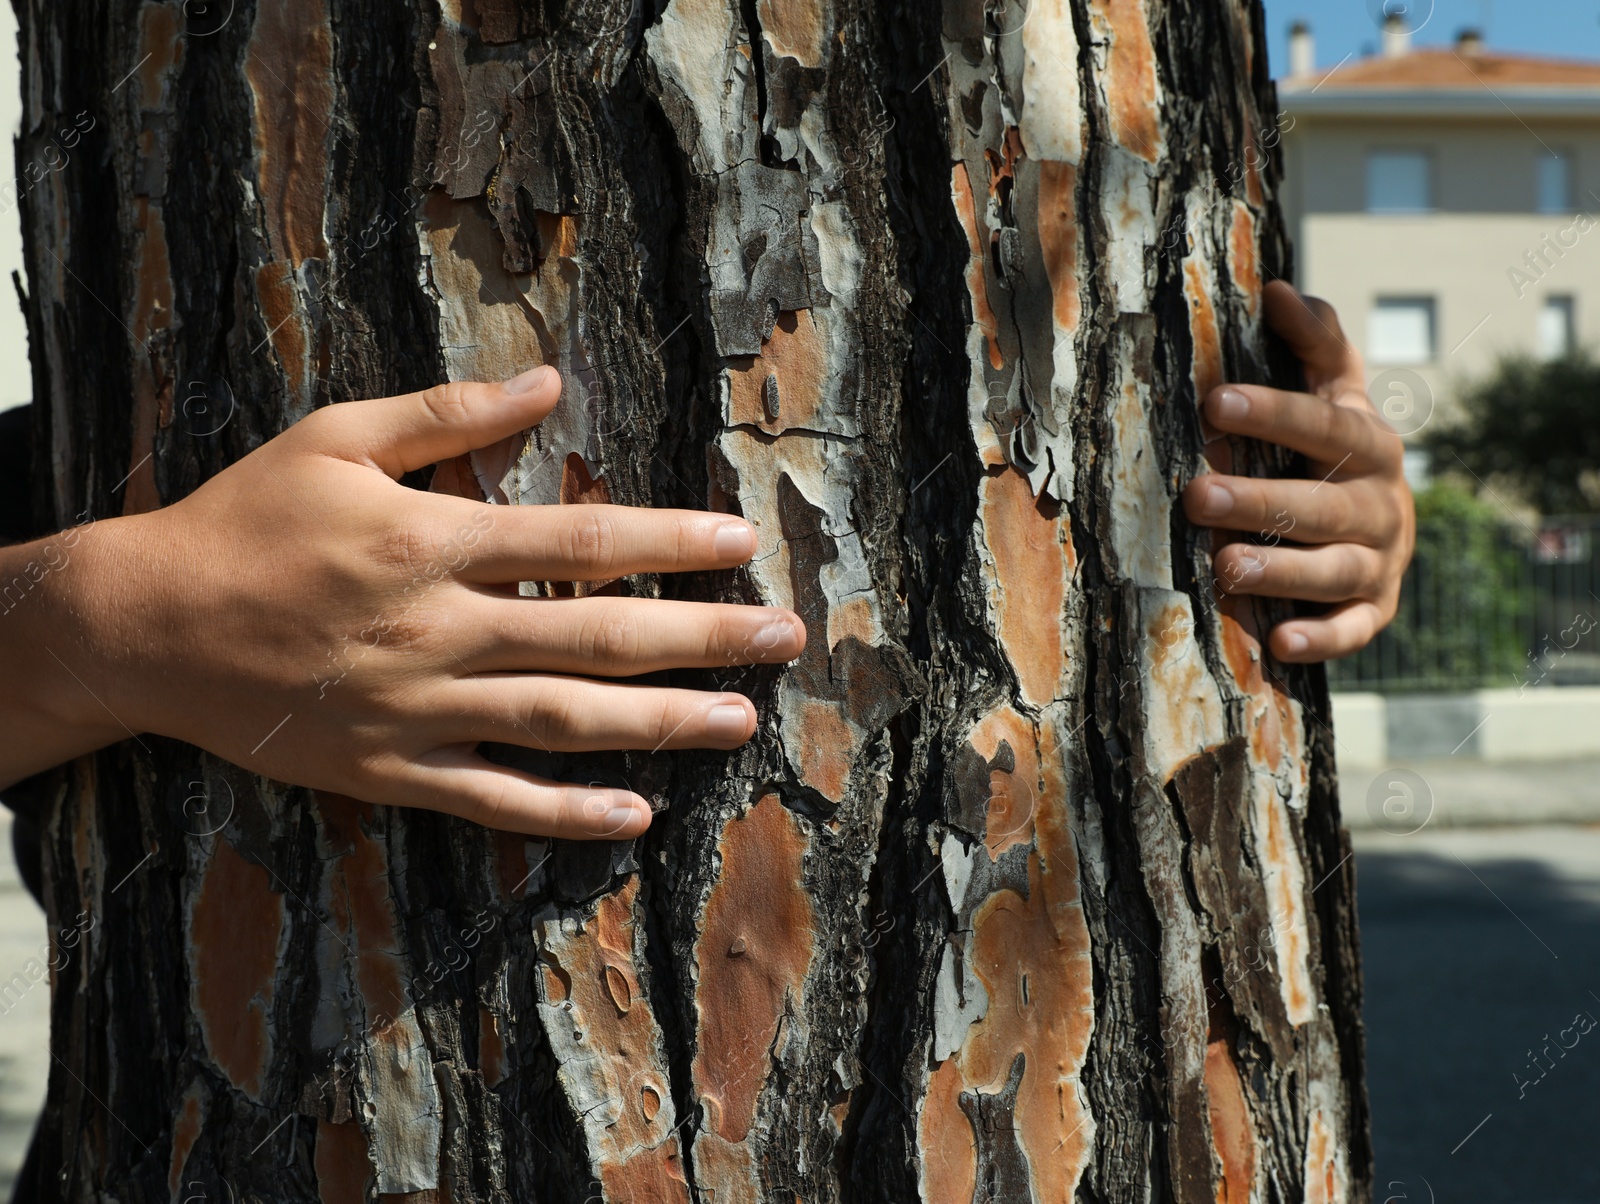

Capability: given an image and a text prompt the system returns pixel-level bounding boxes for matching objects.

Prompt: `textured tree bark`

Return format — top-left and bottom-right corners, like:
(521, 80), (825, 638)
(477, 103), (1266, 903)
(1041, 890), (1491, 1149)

(14, 0), (1369, 1200)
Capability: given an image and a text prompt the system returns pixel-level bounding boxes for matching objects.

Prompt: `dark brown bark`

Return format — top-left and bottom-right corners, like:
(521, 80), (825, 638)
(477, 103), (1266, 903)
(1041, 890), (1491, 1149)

(14, 0), (1369, 1200)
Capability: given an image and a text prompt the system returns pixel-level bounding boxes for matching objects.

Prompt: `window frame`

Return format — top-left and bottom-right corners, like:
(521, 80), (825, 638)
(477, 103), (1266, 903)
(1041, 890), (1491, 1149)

(1366, 148), (1434, 215)
(1368, 296), (1438, 365)
(1538, 294), (1576, 360)
(1536, 149), (1574, 216)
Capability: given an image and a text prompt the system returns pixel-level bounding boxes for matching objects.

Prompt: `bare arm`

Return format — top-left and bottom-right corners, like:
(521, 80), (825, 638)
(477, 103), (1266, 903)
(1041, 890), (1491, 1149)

(0, 365), (803, 838)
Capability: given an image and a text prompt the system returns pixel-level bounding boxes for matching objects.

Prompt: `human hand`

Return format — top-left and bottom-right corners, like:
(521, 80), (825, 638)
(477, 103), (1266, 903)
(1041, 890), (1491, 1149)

(1182, 281), (1415, 662)
(7, 367), (803, 837)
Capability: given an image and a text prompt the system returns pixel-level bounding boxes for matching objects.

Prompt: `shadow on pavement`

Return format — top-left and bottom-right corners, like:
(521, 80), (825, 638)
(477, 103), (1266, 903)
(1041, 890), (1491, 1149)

(1359, 842), (1600, 1203)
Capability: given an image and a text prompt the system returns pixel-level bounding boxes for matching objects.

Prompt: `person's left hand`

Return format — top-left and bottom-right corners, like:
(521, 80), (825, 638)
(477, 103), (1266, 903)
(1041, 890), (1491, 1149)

(1182, 281), (1416, 663)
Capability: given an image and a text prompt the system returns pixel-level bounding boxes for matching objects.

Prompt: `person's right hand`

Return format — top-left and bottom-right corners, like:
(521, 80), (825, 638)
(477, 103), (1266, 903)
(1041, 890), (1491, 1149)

(5, 366), (804, 838)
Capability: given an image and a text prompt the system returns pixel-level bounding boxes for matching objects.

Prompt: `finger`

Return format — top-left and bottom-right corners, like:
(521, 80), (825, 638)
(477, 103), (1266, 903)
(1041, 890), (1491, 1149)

(1201, 383), (1399, 473)
(1213, 541), (1385, 604)
(303, 367), (563, 478)
(1183, 474), (1394, 546)
(1270, 600), (1387, 663)
(400, 749), (654, 838)
(447, 501), (759, 582)
(1263, 281), (1363, 390)
(459, 595), (806, 675)
(449, 675), (757, 752)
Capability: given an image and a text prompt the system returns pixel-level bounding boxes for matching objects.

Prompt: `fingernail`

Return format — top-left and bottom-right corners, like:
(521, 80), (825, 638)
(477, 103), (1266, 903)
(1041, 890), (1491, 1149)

(1236, 552), (1265, 578)
(1200, 482), (1234, 519)
(1214, 388), (1250, 421)
(1282, 630), (1309, 655)
(713, 520), (756, 560)
(596, 795), (646, 836)
(754, 616), (796, 652)
(705, 702), (750, 741)
(503, 364), (555, 394)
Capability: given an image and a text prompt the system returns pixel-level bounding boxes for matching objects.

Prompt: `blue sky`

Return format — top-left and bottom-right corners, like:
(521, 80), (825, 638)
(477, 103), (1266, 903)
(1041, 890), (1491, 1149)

(1262, 0), (1600, 76)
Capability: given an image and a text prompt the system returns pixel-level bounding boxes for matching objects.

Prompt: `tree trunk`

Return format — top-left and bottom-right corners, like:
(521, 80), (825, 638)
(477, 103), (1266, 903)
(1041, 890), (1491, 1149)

(14, 0), (1370, 1200)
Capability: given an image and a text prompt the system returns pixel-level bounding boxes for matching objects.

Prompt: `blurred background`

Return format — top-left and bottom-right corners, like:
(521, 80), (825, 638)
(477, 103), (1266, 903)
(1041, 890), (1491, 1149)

(1275, 2), (1600, 1200)
(0, 1), (1598, 1200)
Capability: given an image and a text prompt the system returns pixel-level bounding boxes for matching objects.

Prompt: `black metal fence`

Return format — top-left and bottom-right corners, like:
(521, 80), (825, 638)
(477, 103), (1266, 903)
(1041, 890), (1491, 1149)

(1328, 513), (1600, 694)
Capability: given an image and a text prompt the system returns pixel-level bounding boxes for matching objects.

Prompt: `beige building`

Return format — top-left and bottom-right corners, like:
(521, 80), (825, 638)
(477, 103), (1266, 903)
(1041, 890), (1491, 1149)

(1278, 21), (1600, 446)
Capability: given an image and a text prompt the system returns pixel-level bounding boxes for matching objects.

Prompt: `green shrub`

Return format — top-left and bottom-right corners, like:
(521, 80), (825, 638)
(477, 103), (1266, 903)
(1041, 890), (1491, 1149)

(1329, 483), (1529, 691)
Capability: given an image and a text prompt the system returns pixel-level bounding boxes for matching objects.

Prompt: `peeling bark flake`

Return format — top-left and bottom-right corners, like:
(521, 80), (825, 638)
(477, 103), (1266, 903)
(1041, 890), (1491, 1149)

(920, 709), (1095, 1203)
(1203, 1036), (1257, 1204)
(755, 0), (827, 67)
(314, 1120), (375, 1204)
(244, 0), (334, 267)
(951, 162), (1005, 371)
(1089, 0), (1164, 162)
(536, 878), (689, 1200)
(167, 1080), (206, 1200)
(187, 838), (284, 1101)
(689, 794), (818, 1199)
(978, 468), (1069, 708)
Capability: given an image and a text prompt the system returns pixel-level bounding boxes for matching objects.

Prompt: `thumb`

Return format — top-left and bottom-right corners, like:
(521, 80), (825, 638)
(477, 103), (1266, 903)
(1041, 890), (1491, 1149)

(305, 365), (563, 478)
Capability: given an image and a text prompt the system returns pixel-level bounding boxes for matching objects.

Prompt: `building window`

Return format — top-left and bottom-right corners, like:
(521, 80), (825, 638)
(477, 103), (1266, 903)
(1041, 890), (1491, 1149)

(1539, 295), (1575, 360)
(1537, 151), (1573, 215)
(1368, 297), (1436, 364)
(1367, 151), (1432, 213)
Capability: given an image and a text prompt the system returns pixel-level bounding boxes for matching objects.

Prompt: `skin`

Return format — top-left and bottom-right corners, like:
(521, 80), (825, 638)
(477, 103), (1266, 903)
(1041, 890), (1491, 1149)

(0, 366), (804, 839)
(0, 286), (1412, 839)
(1184, 281), (1416, 663)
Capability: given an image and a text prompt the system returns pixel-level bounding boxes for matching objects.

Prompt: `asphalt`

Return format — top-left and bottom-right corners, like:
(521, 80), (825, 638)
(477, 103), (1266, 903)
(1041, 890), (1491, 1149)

(0, 783), (1598, 1198)
(0, 816), (45, 1199)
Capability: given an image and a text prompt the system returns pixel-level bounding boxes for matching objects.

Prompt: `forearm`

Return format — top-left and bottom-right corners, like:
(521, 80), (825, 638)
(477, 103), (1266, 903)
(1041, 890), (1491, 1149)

(0, 520), (135, 789)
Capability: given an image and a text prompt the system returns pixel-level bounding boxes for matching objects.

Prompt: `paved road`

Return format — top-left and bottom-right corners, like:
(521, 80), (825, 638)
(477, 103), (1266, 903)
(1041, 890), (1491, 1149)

(1355, 823), (1600, 1204)
(0, 815), (46, 1200)
(1, 796), (1599, 1197)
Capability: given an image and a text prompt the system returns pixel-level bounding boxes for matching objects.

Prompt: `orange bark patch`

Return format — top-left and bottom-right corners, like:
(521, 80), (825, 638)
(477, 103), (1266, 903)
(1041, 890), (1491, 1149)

(320, 798), (409, 1026)
(827, 594), (877, 652)
(539, 878), (688, 1196)
(919, 710), (1095, 1199)
(1255, 776), (1312, 1023)
(789, 698), (855, 803)
(597, 1152), (691, 1203)
(918, 1059), (978, 1202)
(1203, 1039), (1257, 1204)
(135, 4), (183, 108)
(245, 0), (333, 267)
(979, 468), (1067, 708)
(1038, 161), (1081, 334)
(167, 1080), (206, 1200)
(756, 0), (826, 66)
(559, 452), (611, 506)
(1303, 1111), (1343, 1204)
(1227, 202), (1260, 315)
(968, 707), (1040, 859)
(315, 1120), (373, 1204)
(985, 126), (1024, 209)
(1098, 0), (1162, 160)
(1218, 609), (1282, 772)
(1184, 256), (1223, 400)
(536, 209), (580, 261)
(691, 796), (816, 1150)
(189, 838), (283, 1100)
(727, 310), (827, 432)
(951, 163), (1004, 370)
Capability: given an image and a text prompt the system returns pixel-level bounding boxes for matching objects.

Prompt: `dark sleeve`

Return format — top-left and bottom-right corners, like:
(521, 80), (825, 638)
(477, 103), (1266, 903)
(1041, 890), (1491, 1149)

(0, 403), (48, 905)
